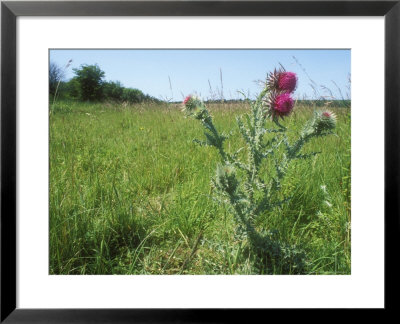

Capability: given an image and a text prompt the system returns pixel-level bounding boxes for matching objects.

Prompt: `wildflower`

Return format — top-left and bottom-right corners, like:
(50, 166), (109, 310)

(278, 72), (297, 93)
(318, 110), (337, 130)
(183, 95), (192, 105)
(266, 92), (295, 118)
(306, 110), (337, 136)
(267, 68), (297, 93)
(322, 111), (336, 119)
(182, 95), (210, 122)
(182, 95), (201, 113)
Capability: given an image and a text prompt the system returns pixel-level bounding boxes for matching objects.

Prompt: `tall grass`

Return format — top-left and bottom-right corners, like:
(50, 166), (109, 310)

(50, 100), (350, 274)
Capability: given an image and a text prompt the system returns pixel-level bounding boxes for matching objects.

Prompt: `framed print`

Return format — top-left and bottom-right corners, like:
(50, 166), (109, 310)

(1, 0), (399, 321)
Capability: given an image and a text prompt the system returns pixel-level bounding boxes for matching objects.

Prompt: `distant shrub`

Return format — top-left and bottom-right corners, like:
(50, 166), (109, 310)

(49, 62), (65, 96)
(49, 62), (161, 105)
(103, 81), (124, 102)
(64, 78), (81, 99)
(73, 64), (105, 101)
(121, 88), (145, 103)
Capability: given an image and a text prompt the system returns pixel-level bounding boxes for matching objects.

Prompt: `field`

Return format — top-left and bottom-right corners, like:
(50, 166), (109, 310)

(49, 100), (351, 275)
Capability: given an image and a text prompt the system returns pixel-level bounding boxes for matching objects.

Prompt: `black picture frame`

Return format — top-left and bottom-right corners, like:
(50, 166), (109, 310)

(1, 0), (399, 322)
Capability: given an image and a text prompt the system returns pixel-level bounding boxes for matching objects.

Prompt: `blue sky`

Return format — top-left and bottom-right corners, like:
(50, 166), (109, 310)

(50, 49), (350, 101)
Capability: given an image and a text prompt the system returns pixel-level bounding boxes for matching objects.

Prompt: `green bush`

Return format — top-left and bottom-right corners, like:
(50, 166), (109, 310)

(73, 64), (105, 101)
(121, 88), (145, 103)
(103, 81), (124, 101)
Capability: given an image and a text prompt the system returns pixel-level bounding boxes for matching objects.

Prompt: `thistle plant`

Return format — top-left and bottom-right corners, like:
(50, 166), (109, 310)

(182, 67), (337, 274)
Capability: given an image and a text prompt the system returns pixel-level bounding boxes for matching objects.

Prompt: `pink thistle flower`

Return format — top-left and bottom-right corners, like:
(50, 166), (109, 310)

(272, 93), (294, 117)
(312, 110), (337, 133)
(267, 68), (297, 93)
(183, 95), (192, 105)
(320, 110), (337, 129)
(278, 72), (297, 93)
(182, 94), (202, 113)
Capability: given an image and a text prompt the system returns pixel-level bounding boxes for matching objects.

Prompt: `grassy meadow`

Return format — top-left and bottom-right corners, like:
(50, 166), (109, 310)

(49, 100), (351, 275)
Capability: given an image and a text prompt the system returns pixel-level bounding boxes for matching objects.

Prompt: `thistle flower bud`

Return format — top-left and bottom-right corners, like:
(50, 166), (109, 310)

(303, 110), (337, 137)
(182, 95), (202, 112)
(317, 110), (337, 131)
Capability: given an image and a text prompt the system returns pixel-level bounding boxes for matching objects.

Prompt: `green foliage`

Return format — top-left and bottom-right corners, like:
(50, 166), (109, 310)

(183, 84), (339, 273)
(297, 99), (351, 108)
(73, 64), (105, 101)
(50, 102), (73, 114)
(49, 62), (64, 96)
(121, 88), (146, 103)
(50, 100), (350, 275)
(50, 62), (163, 105)
(64, 78), (81, 99)
(103, 81), (124, 101)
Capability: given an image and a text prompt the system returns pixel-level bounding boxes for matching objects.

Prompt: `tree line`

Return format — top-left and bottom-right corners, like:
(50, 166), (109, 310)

(50, 62), (160, 103)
